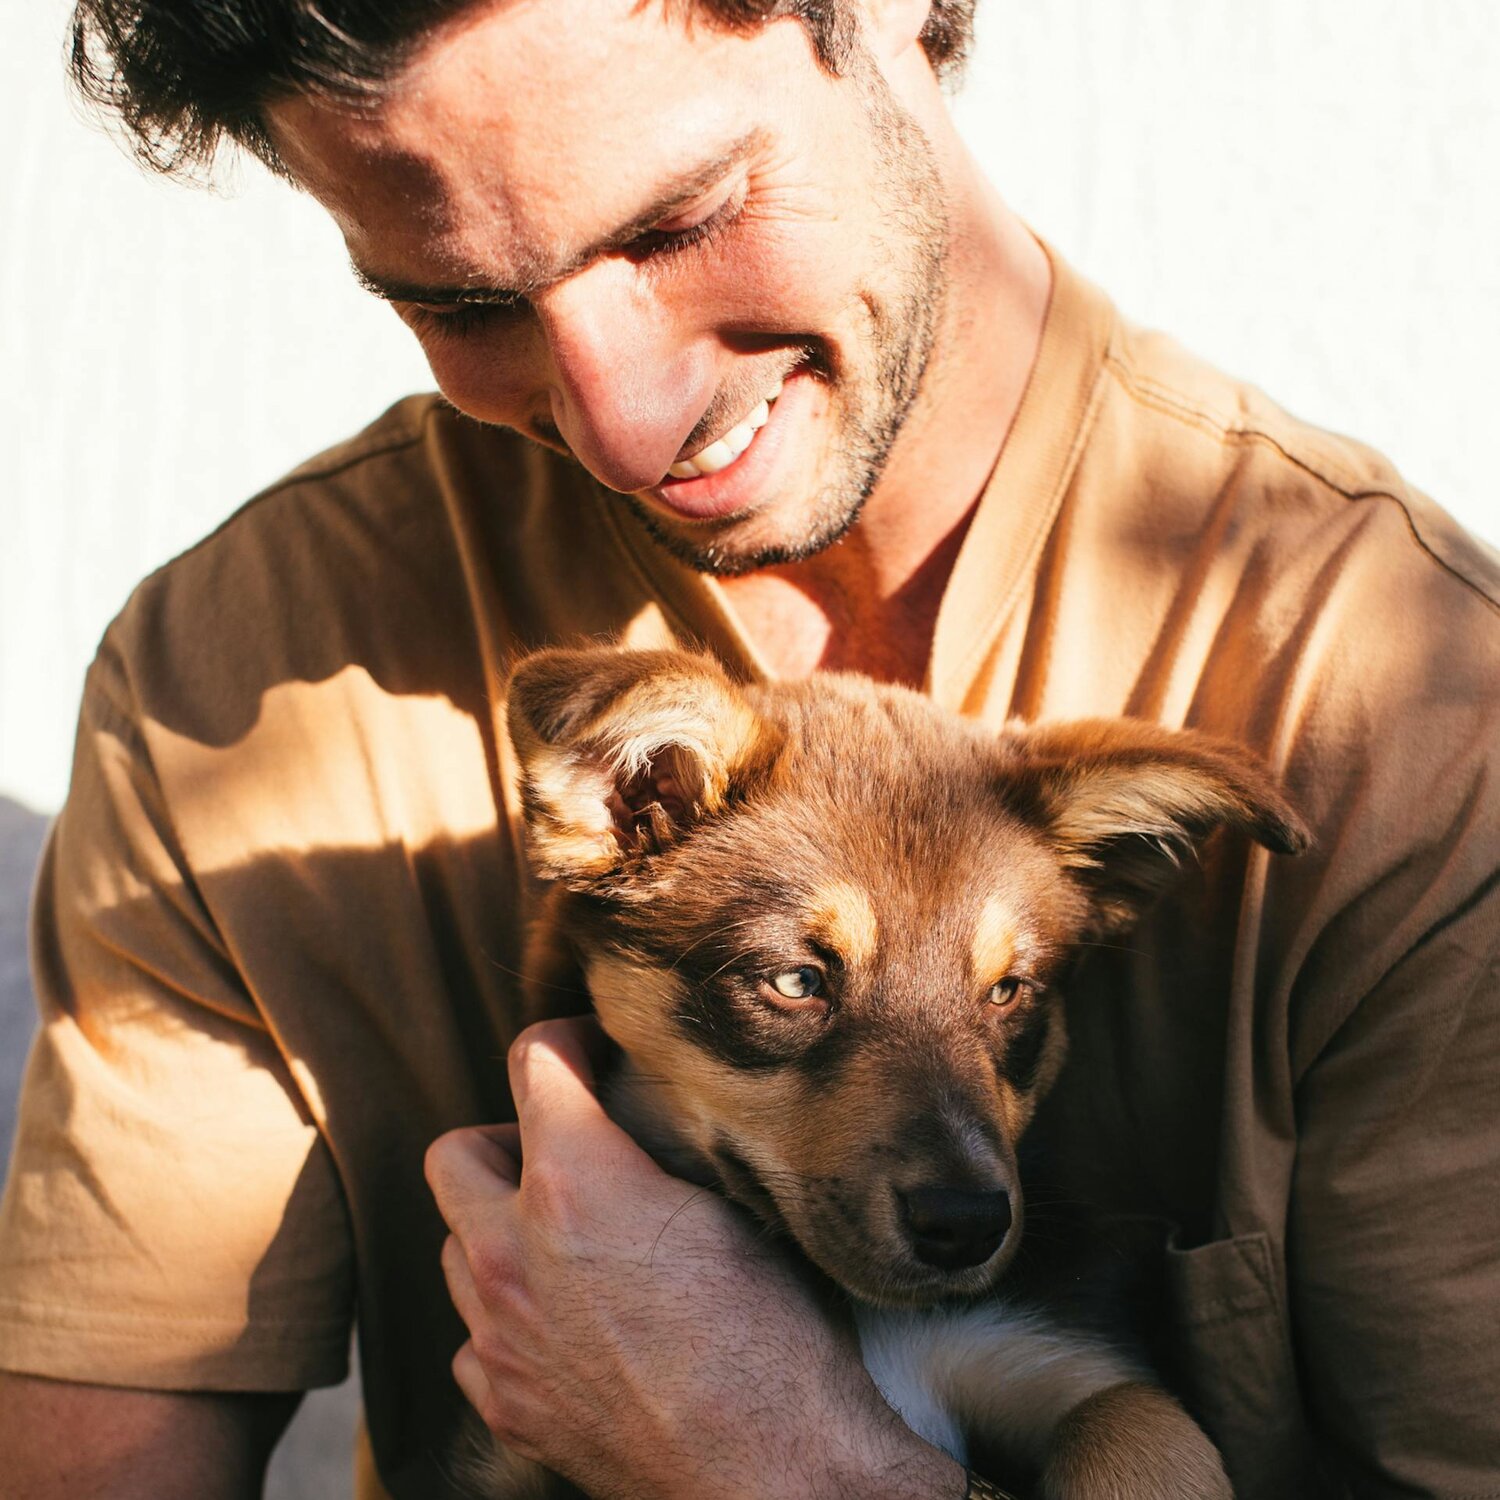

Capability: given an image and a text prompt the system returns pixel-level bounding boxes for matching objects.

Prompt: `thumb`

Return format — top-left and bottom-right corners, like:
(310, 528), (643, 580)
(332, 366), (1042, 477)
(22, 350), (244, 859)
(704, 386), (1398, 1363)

(507, 1016), (642, 1168)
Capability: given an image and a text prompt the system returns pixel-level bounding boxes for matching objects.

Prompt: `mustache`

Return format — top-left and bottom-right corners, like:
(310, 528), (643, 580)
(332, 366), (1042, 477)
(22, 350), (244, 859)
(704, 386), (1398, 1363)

(528, 345), (828, 460)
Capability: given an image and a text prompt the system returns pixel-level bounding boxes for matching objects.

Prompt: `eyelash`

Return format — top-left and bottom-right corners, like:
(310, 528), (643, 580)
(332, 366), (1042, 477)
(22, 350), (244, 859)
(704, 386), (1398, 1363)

(403, 298), (524, 341)
(404, 189), (745, 340)
(626, 189), (744, 263)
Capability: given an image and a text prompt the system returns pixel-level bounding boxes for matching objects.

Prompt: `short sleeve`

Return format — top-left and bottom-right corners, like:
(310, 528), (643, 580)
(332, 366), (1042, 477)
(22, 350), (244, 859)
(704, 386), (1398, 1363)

(0, 642), (355, 1391)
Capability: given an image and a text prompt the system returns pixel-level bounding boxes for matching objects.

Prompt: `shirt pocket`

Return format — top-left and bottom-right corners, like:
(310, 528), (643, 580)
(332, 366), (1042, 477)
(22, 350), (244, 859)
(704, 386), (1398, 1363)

(1165, 1230), (1335, 1499)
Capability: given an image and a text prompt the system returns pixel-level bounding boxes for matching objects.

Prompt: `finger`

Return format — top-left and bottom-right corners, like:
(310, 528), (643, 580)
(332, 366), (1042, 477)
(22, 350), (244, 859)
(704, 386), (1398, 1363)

(475, 1121), (523, 1173)
(440, 1231), (489, 1332)
(425, 1124), (523, 1234)
(508, 1015), (608, 1101)
(452, 1340), (493, 1425)
(506, 1017), (624, 1161)
(506, 1019), (688, 1190)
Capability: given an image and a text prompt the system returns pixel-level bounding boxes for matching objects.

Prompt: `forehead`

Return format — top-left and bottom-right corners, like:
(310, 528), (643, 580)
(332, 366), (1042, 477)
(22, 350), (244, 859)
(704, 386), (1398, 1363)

(265, 0), (805, 283)
(662, 731), (1072, 963)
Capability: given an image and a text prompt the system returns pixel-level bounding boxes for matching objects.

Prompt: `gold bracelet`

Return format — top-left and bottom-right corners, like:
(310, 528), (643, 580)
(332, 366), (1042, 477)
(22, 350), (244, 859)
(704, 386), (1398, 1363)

(964, 1471), (1021, 1500)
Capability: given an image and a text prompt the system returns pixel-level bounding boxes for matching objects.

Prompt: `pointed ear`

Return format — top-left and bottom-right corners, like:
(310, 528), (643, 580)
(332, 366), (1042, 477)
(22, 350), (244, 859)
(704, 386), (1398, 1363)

(506, 647), (779, 884)
(1004, 718), (1311, 936)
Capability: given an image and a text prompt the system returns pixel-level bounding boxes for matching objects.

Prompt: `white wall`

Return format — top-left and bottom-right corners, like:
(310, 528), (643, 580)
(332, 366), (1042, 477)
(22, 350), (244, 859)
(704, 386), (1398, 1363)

(3, 0), (1497, 815)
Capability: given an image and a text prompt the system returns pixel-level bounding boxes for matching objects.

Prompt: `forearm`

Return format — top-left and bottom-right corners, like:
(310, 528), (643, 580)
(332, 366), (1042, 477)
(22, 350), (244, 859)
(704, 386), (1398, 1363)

(812, 1412), (967, 1500)
(0, 1371), (298, 1500)
(642, 1375), (968, 1500)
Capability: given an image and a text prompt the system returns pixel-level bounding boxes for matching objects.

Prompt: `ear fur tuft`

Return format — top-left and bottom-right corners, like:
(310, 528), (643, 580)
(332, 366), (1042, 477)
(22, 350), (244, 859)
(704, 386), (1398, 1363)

(506, 646), (777, 884)
(1004, 718), (1310, 935)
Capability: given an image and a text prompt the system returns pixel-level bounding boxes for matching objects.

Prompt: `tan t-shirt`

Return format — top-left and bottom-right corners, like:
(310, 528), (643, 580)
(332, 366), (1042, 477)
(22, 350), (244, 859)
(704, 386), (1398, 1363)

(2, 252), (1497, 1499)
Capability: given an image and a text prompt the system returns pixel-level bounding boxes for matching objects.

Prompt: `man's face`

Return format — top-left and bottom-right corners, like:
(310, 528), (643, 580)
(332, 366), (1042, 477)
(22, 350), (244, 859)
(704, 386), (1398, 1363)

(267, 0), (949, 575)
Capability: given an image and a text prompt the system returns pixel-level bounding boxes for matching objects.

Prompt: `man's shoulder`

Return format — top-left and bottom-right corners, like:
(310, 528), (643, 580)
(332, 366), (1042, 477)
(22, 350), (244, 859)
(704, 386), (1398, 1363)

(109, 395), (561, 635)
(88, 397), (547, 748)
(1059, 302), (1498, 1083)
(130, 395), (526, 603)
(262, 391), (448, 492)
(1093, 314), (1500, 636)
(1058, 304), (1500, 841)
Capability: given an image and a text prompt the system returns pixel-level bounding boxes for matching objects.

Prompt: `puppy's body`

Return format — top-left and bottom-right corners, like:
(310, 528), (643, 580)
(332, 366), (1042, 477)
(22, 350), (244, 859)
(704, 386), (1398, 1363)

(475, 648), (1309, 1498)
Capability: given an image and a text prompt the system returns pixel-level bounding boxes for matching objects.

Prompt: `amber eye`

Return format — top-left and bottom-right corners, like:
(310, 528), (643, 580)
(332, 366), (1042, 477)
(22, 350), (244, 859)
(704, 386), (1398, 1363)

(759, 966), (827, 1012)
(771, 966), (822, 1000)
(987, 977), (1026, 1009)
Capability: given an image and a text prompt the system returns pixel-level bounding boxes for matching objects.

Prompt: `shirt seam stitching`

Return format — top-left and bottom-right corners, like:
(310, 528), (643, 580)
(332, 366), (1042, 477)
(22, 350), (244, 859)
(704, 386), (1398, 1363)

(1101, 356), (1500, 620)
(127, 398), (442, 598)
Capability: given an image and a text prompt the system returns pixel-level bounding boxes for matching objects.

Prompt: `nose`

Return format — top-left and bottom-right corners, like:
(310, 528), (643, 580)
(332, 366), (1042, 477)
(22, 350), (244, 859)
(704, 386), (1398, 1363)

(898, 1185), (1012, 1270)
(531, 262), (715, 493)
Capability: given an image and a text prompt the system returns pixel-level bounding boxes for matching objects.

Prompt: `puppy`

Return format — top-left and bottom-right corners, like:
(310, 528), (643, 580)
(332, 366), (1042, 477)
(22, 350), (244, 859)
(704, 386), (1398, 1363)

(472, 645), (1308, 1499)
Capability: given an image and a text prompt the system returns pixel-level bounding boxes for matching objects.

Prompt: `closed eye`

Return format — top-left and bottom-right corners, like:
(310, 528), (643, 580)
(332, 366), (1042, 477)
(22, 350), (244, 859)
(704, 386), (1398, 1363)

(398, 176), (748, 341)
(622, 182), (747, 263)
(401, 294), (528, 340)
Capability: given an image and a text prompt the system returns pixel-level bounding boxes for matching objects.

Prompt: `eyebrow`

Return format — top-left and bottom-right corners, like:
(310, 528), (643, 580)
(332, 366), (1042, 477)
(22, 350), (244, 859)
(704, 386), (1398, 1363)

(352, 127), (769, 306)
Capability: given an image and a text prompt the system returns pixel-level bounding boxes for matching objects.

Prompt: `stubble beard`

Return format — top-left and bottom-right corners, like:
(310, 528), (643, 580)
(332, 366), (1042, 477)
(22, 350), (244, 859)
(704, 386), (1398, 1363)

(626, 69), (951, 579)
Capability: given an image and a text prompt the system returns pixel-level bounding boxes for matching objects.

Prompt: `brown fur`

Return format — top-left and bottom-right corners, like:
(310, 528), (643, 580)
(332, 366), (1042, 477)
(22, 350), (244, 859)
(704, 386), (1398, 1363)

(1040, 1382), (1233, 1500)
(483, 646), (1304, 1496)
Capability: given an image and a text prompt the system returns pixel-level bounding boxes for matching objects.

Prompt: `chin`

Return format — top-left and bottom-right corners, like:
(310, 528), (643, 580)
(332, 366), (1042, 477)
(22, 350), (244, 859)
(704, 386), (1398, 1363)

(626, 481), (871, 578)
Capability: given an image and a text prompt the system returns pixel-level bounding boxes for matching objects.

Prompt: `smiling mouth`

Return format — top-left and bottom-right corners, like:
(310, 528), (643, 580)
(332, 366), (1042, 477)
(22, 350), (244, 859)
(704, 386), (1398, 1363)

(664, 373), (786, 481)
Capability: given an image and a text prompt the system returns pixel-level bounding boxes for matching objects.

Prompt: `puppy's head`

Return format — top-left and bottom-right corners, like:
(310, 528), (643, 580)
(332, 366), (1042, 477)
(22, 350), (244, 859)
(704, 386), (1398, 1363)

(508, 647), (1308, 1306)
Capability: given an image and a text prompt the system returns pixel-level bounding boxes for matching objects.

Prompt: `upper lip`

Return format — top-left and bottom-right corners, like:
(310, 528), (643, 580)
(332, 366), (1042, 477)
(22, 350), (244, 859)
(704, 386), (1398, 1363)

(669, 371), (787, 470)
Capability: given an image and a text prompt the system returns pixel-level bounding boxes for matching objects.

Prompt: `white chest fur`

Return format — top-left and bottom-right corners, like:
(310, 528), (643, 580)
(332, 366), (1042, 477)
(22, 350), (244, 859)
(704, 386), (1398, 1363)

(854, 1300), (1145, 1470)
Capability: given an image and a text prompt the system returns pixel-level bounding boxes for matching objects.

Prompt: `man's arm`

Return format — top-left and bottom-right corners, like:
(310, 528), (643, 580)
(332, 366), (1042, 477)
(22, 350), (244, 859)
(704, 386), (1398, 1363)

(0, 1371), (300, 1500)
(0, 643), (355, 1428)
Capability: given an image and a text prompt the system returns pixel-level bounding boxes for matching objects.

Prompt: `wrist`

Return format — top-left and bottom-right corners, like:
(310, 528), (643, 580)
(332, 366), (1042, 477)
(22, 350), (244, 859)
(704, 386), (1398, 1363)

(815, 1404), (968, 1500)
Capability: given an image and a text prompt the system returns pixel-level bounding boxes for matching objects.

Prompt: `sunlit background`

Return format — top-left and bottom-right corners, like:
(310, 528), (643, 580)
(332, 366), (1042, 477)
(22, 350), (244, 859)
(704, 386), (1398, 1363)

(4, 0), (1498, 818)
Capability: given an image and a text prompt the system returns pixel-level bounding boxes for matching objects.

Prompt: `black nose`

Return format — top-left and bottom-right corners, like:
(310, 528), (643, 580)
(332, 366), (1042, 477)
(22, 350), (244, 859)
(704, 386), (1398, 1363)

(898, 1185), (1012, 1270)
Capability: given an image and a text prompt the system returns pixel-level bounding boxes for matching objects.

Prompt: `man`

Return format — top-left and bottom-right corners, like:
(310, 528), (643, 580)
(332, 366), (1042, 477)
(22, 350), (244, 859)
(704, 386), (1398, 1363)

(0, 0), (1496, 1496)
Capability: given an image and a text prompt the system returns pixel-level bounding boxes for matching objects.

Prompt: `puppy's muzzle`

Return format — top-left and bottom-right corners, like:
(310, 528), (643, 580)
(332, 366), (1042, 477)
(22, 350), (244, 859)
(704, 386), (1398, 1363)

(898, 1184), (1013, 1270)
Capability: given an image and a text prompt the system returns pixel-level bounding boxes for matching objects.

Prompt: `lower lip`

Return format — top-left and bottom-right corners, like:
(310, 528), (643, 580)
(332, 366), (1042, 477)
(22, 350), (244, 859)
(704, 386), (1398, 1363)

(643, 373), (806, 522)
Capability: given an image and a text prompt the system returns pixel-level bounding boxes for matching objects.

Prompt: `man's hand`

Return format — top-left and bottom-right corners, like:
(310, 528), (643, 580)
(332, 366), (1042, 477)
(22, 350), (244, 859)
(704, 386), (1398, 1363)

(425, 1017), (965, 1500)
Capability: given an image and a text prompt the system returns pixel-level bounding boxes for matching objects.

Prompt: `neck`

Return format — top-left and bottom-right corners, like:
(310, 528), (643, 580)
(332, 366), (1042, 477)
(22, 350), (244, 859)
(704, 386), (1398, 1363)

(720, 126), (1051, 685)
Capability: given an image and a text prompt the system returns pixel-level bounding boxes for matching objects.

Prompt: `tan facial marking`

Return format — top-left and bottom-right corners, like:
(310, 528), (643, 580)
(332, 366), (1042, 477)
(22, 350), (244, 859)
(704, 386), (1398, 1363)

(806, 881), (879, 968)
(582, 951), (801, 1126)
(971, 895), (1019, 985)
(997, 1079), (1028, 1141)
(582, 952), (696, 1067)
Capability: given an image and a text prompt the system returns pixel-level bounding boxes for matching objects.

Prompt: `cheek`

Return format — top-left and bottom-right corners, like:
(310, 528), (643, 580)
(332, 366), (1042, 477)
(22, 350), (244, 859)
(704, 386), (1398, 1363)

(993, 1005), (1069, 1137)
(706, 211), (871, 338)
(407, 323), (541, 426)
(583, 955), (682, 1058)
(729, 1048), (910, 1181)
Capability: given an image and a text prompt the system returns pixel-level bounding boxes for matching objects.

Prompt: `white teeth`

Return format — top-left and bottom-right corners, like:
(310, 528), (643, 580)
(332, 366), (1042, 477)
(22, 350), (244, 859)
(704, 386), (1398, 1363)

(722, 420), (756, 458)
(690, 439), (737, 474)
(667, 376), (786, 480)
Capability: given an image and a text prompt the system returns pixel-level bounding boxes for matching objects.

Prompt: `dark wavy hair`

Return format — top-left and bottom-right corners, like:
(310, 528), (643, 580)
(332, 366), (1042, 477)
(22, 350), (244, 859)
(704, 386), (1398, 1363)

(69, 0), (977, 179)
